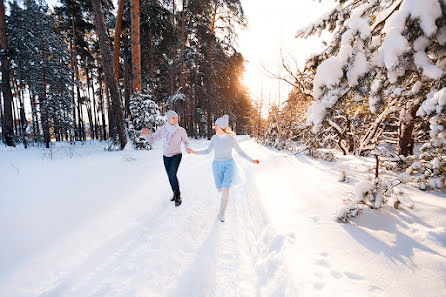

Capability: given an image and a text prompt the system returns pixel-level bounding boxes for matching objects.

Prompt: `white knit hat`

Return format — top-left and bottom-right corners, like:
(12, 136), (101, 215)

(166, 110), (178, 122)
(215, 115), (229, 129)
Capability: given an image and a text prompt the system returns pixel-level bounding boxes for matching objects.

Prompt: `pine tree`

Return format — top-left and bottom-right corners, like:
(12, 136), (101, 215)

(128, 92), (165, 149)
(297, 0), (445, 160)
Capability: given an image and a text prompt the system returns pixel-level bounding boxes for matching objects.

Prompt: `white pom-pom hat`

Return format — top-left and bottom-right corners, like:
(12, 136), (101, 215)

(215, 115), (229, 129)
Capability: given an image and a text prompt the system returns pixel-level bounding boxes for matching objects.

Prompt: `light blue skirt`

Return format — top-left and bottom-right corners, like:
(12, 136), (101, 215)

(212, 159), (241, 189)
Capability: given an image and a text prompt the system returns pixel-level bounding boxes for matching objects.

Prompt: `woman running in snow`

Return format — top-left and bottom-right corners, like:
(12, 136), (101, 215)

(141, 110), (193, 207)
(190, 115), (259, 222)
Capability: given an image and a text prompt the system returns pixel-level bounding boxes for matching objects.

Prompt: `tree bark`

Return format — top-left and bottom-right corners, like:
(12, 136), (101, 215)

(87, 62), (99, 139)
(72, 15), (85, 141)
(0, 0), (15, 146)
(69, 39), (78, 141)
(399, 101), (421, 156)
(91, 0), (127, 149)
(130, 0), (142, 93)
(97, 69), (107, 140)
(0, 88), (4, 143)
(41, 51), (50, 148)
(123, 32), (131, 121)
(206, 4), (218, 140)
(114, 0), (125, 81)
(149, 36), (154, 93)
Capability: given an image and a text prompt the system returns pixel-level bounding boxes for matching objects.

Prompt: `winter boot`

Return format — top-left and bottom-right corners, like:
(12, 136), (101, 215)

(170, 192), (175, 201)
(174, 190), (182, 207)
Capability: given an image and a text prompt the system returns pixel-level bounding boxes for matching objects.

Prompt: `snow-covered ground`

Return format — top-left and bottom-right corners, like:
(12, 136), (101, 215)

(1, 137), (445, 297)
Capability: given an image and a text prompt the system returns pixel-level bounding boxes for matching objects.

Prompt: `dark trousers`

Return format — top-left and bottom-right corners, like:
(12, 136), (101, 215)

(163, 153), (182, 192)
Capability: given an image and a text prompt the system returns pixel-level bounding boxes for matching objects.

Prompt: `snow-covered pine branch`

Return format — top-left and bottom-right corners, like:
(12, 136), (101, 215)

(128, 92), (166, 150)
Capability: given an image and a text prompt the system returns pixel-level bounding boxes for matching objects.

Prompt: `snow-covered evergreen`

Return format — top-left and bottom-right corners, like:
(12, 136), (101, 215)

(298, 0), (445, 151)
(294, 0), (446, 191)
(127, 92), (165, 150)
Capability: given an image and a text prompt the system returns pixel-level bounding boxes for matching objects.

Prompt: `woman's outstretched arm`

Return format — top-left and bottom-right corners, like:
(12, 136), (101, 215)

(232, 137), (259, 164)
(193, 137), (214, 155)
(141, 126), (165, 143)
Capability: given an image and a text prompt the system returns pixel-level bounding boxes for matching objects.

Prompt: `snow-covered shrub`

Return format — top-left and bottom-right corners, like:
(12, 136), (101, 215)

(305, 148), (337, 161)
(336, 197), (362, 223)
(128, 92), (165, 150)
(338, 170), (349, 183)
(336, 174), (414, 223)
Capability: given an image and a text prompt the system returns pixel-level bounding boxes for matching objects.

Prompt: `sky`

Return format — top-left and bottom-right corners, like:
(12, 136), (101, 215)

(236, 0), (335, 113)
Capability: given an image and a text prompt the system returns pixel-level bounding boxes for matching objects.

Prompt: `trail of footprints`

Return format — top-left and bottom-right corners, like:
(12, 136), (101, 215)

(311, 252), (367, 291)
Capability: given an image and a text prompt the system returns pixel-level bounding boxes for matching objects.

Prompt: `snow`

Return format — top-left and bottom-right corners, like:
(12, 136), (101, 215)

(398, 172), (411, 183)
(378, 30), (410, 82)
(370, 0), (403, 32)
(369, 95), (381, 114)
(411, 81), (423, 94)
(378, 0), (443, 82)
(345, 15), (371, 39)
(1, 138), (446, 297)
(313, 56), (344, 100)
(438, 26), (446, 45)
(354, 181), (374, 200)
(309, 11), (371, 129)
(414, 51), (443, 80)
(417, 87), (446, 117)
(347, 51), (369, 87)
(413, 36), (443, 80)
(404, 0), (442, 37)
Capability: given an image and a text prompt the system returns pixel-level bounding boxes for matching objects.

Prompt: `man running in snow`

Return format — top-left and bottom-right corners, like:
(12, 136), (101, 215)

(141, 110), (192, 207)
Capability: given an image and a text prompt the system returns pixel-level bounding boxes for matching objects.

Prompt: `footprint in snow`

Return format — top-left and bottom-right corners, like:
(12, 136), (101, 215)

(330, 270), (343, 279)
(314, 258), (330, 268)
(343, 271), (365, 281)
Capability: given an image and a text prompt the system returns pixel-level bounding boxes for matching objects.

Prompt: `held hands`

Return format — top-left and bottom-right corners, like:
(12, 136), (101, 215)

(253, 159), (260, 164)
(141, 128), (150, 135)
(187, 148), (195, 154)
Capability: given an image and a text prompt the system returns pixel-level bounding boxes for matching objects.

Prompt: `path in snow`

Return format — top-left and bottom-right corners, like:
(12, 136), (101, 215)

(1, 137), (445, 297)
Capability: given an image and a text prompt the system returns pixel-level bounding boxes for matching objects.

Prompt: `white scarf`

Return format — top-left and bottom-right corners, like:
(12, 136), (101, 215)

(163, 123), (179, 149)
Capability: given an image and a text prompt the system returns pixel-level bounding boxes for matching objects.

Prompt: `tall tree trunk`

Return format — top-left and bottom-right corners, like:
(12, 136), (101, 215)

(149, 36), (154, 93)
(97, 69), (107, 140)
(206, 4), (218, 140)
(180, 0), (186, 90)
(180, 0), (187, 129)
(0, 0), (15, 146)
(91, 0), (127, 149)
(130, 0), (142, 93)
(169, 0), (176, 99)
(114, 0), (125, 81)
(11, 90), (18, 136)
(41, 52), (50, 148)
(0, 89), (4, 143)
(29, 83), (39, 140)
(70, 39), (78, 141)
(88, 63), (99, 139)
(17, 61), (27, 148)
(72, 15), (84, 141)
(123, 32), (131, 121)
(85, 61), (96, 139)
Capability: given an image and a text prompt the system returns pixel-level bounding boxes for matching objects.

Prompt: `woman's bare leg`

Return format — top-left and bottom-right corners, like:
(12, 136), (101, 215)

(218, 187), (230, 222)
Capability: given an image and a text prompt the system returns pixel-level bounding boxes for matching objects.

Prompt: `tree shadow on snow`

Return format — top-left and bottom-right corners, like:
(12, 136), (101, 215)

(342, 207), (446, 267)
